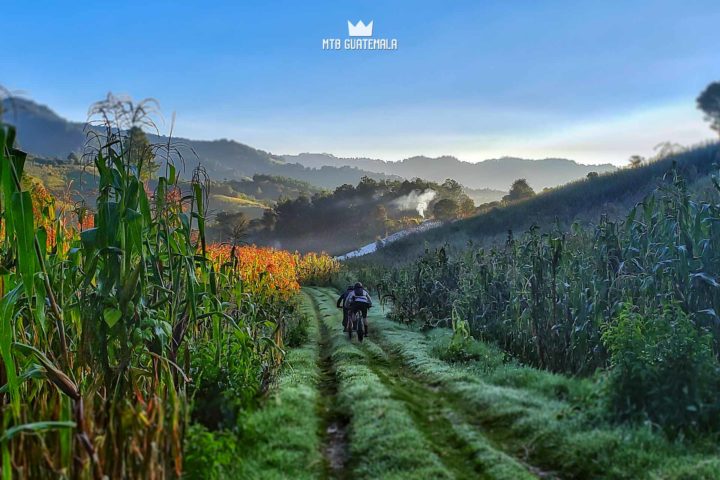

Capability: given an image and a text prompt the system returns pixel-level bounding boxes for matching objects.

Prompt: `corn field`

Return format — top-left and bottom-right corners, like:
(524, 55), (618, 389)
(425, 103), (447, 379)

(0, 96), (336, 479)
(382, 169), (720, 431)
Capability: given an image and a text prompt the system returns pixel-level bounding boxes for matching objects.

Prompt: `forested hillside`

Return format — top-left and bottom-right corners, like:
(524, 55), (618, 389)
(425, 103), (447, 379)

(253, 177), (476, 254)
(364, 142), (720, 264)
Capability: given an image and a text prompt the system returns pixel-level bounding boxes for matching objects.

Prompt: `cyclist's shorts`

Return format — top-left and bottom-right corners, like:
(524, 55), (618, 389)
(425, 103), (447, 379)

(349, 302), (369, 317)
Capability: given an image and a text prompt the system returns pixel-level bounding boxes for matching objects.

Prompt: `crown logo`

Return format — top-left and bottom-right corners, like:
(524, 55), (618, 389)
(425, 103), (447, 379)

(347, 20), (373, 37)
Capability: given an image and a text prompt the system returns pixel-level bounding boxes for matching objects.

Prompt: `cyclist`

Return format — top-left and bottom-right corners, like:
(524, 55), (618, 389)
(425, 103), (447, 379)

(337, 285), (354, 331)
(344, 282), (372, 336)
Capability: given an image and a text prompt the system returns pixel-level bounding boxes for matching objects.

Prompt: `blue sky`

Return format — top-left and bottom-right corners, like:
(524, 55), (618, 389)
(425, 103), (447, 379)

(5, 0), (720, 165)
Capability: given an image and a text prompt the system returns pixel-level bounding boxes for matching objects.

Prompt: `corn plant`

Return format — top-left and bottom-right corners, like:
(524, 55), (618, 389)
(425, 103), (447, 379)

(0, 95), (300, 479)
(382, 167), (720, 431)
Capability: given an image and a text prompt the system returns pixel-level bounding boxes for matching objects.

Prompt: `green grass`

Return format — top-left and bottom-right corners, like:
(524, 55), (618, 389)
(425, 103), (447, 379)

(359, 332), (536, 479)
(210, 193), (267, 207)
(207, 193), (268, 219)
(370, 314), (720, 479)
(191, 286), (720, 479)
(185, 293), (324, 479)
(234, 292), (325, 479)
(310, 287), (537, 480)
(310, 288), (452, 479)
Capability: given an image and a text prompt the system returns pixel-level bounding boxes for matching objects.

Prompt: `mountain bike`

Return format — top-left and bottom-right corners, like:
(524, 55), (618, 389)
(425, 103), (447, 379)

(348, 309), (364, 342)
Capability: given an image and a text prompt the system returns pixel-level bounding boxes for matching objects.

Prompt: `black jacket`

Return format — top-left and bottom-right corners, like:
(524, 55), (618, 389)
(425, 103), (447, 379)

(337, 291), (351, 308)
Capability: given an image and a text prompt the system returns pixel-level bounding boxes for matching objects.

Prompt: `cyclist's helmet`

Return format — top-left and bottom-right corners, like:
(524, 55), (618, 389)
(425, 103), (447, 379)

(346, 285), (353, 290)
(354, 282), (363, 289)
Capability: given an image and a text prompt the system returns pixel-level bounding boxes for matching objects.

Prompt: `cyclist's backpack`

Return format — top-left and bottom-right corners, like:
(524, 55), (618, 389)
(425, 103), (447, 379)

(354, 286), (364, 297)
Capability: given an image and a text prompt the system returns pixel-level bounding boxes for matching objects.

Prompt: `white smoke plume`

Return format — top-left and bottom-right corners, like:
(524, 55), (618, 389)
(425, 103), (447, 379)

(392, 189), (437, 217)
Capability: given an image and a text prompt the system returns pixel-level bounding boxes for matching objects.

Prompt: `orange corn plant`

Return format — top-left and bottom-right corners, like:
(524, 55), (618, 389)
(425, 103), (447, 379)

(295, 251), (340, 285)
(206, 245), (301, 301)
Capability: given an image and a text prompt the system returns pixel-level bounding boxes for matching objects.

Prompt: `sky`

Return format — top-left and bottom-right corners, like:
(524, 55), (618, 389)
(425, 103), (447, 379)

(4, 0), (720, 165)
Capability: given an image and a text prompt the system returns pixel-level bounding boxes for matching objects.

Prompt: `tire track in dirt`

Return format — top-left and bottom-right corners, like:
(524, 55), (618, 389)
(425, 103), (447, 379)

(305, 288), (350, 480)
(363, 345), (500, 479)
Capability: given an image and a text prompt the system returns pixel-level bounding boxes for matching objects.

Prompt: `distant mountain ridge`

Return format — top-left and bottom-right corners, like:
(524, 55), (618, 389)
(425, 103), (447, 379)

(0, 97), (398, 189)
(283, 153), (617, 191)
(2, 96), (614, 192)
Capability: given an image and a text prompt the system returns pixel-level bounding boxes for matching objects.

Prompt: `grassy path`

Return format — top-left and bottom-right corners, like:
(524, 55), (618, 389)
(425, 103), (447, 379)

(306, 287), (538, 479)
(307, 287), (452, 479)
(311, 289), (351, 479)
(239, 287), (719, 479)
(364, 315), (720, 479)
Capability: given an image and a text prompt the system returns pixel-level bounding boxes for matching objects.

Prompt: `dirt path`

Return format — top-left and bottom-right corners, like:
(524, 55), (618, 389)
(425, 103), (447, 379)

(305, 287), (543, 480)
(306, 289), (350, 479)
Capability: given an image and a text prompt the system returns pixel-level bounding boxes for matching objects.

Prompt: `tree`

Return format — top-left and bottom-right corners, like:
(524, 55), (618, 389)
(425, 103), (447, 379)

(478, 201), (501, 212)
(586, 171), (599, 179)
(441, 178), (463, 196)
(458, 197), (475, 217)
(216, 211), (249, 245)
(628, 155), (644, 168)
(697, 81), (720, 137)
(502, 179), (535, 202)
(260, 209), (277, 231)
(126, 126), (158, 181)
(67, 152), (81, 165)
(357, 176), (379, 196)
(432, 198), (459, 221)
(373, 204), (388, 235)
